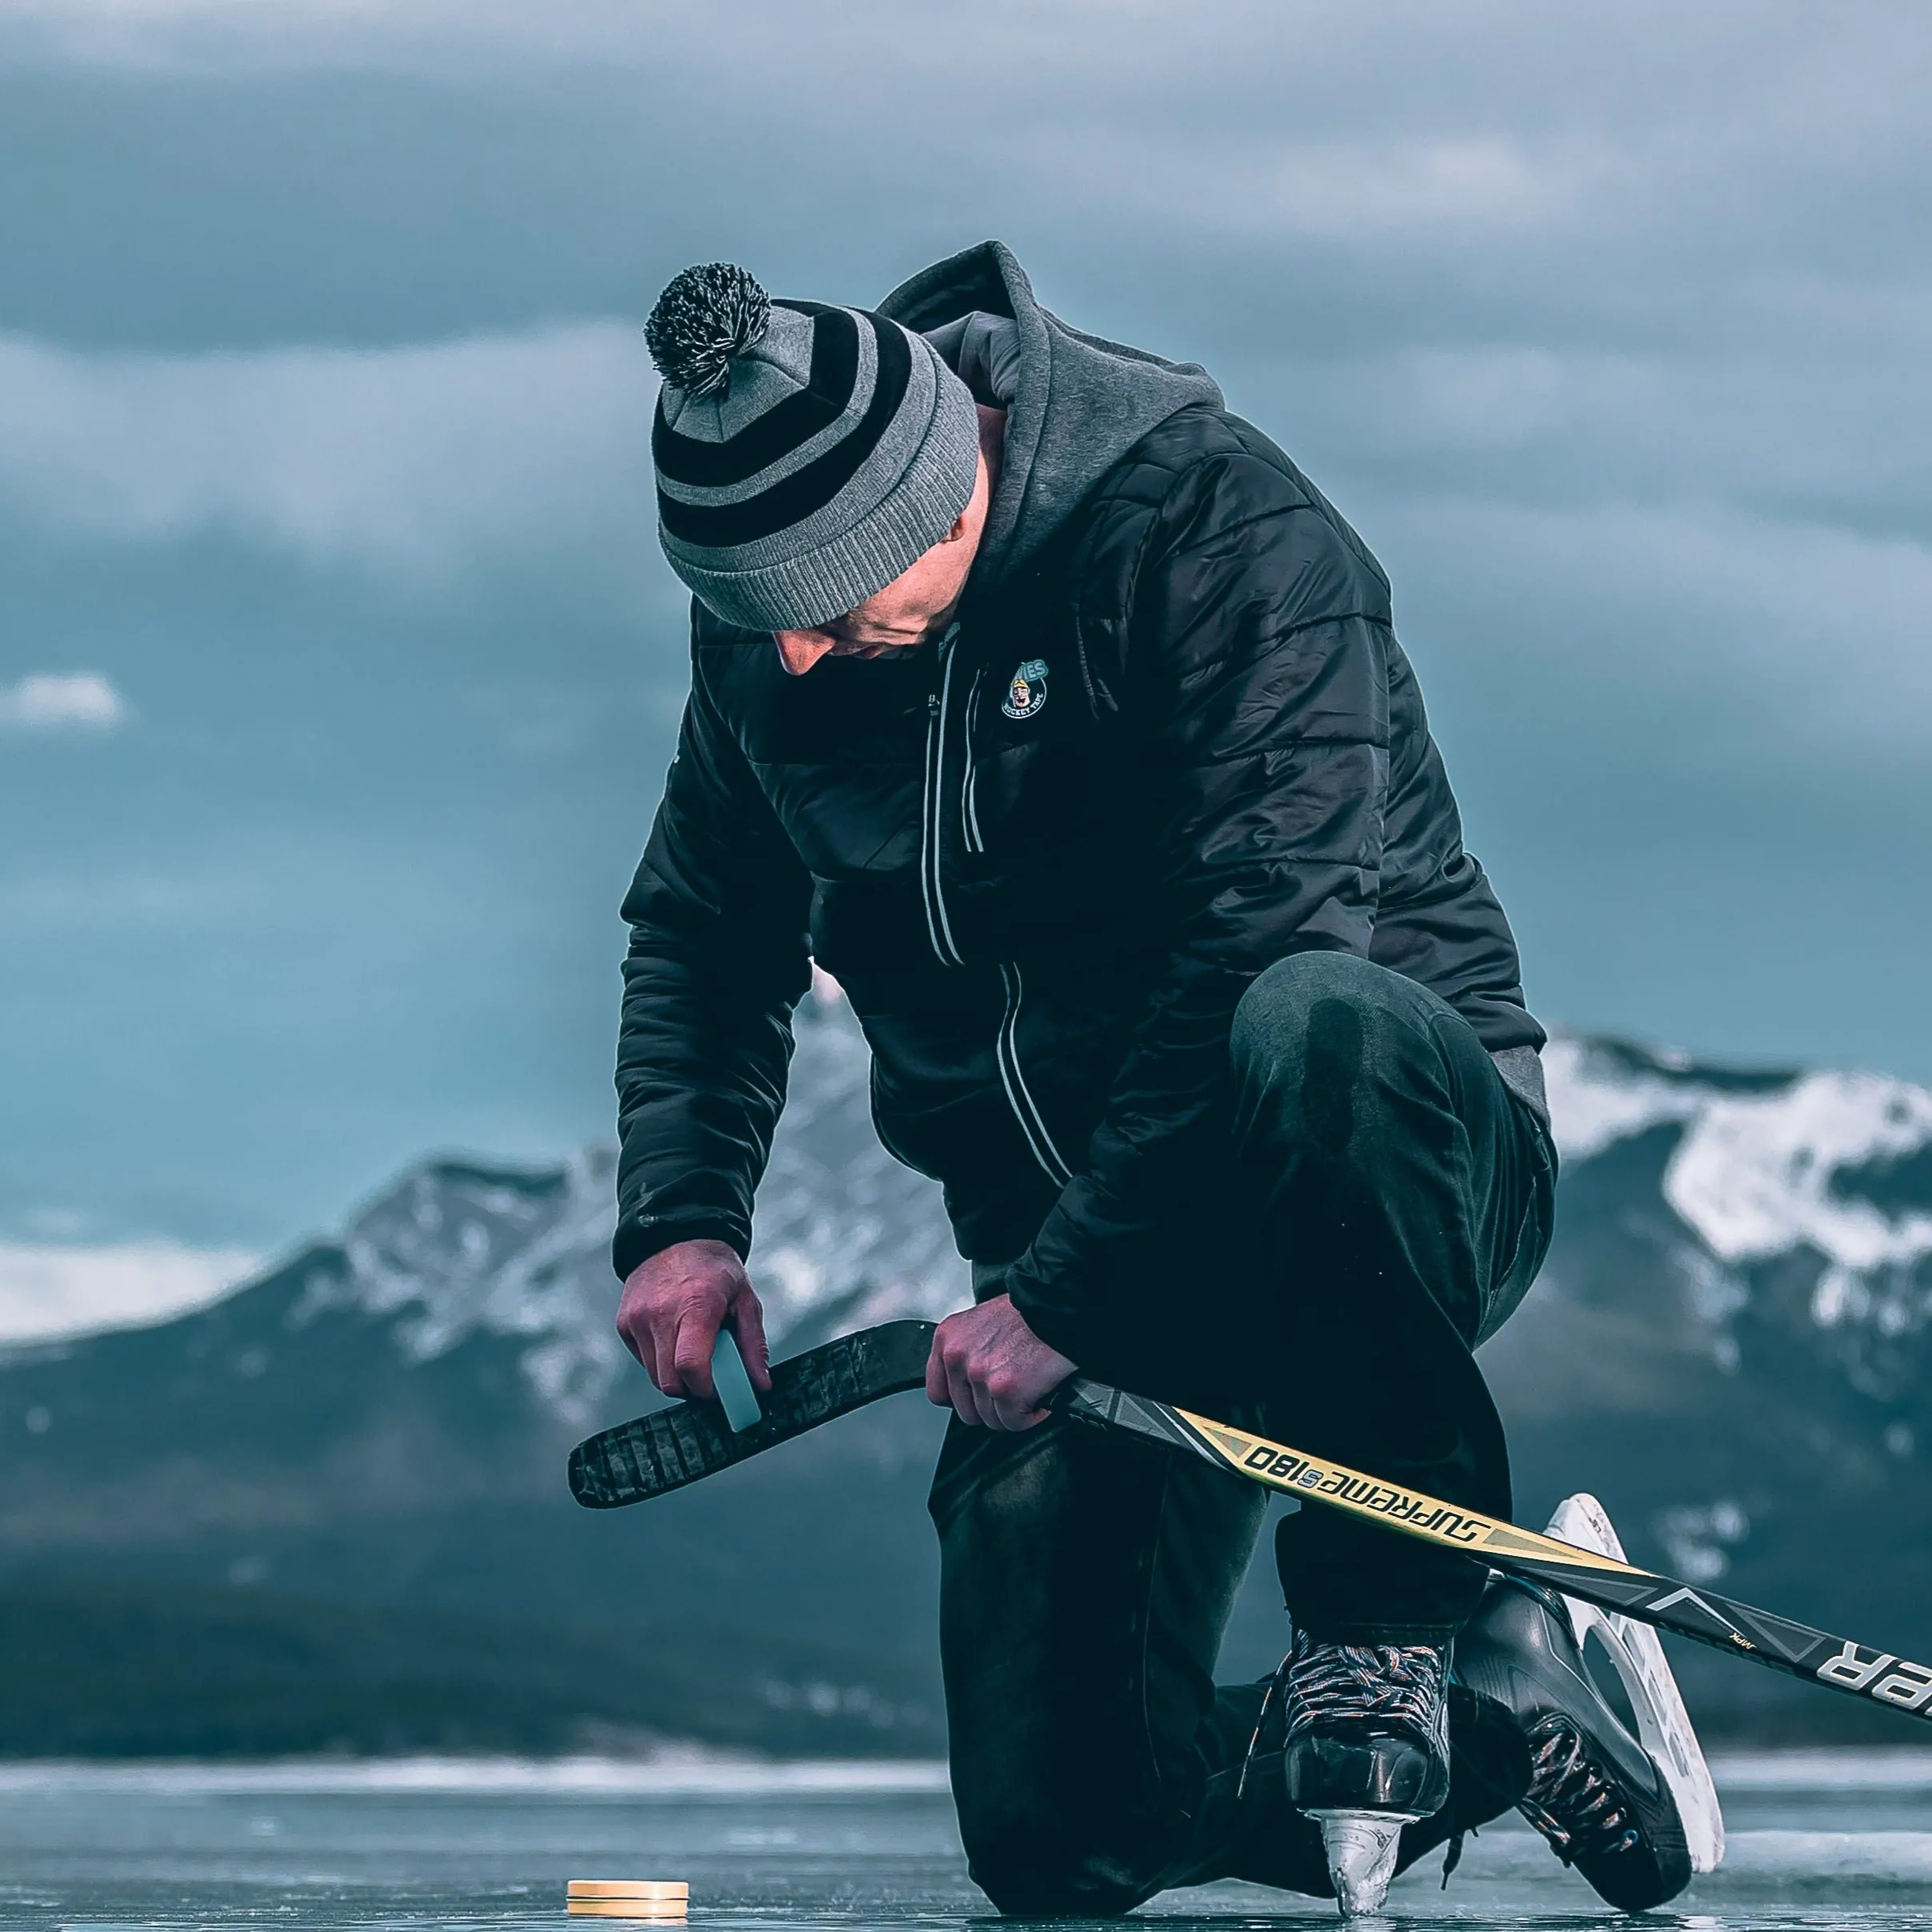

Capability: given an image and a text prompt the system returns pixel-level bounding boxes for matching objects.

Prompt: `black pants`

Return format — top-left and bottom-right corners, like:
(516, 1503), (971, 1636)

(931, 953), (1555, 1914)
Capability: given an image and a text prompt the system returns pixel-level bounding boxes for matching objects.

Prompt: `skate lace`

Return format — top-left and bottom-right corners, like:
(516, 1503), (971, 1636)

(1522, 1718), (1641, 1862)
(1283, 1635), (1448, 1734)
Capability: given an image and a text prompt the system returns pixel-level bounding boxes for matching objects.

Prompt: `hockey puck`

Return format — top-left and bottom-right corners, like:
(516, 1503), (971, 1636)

(568, 1883), (688, 1899)
(566, 1903), (689, 1921)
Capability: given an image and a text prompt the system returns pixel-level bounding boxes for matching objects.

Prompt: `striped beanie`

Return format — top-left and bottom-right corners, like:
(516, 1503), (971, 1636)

(646, 264), (982, 634)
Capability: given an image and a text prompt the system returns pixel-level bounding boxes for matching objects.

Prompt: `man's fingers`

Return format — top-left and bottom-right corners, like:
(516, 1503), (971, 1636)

(670, 1311), (718, 1401)
(987, 1386), (1041, 1433)
(987, 1373), (1050, 1432)
(983, 1369), (1018, 1432)
(655, 1308), (698, 1397)
(945, 1346), (991, 1429)
(730, 1294), (773, 1394)
(648, 1314), (683, 1395)
(616, 1303), (665, 1389)
(617, 1313), (646, 1371)
(928, 1312), (1057, 1428)
(946, 1359), (981, 1426)
(927, 1316), (979, 1422)
(918, 1296), (1073, 1430)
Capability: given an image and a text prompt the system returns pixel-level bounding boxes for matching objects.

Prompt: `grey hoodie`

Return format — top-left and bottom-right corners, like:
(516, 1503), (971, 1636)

(878, 241), (1225, 592)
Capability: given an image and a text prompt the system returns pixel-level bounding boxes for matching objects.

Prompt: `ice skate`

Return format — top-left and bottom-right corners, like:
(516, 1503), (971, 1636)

(1280, 1626), (1451, 1914)
(1456, 1492), (1725, 1910)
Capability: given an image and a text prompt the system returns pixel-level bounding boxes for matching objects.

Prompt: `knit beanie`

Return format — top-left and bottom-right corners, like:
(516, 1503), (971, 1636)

(646, 263), (983, 633)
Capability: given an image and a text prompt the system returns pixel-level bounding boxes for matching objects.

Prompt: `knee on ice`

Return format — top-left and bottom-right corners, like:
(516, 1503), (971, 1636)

(962, 1814), (1164, 1918)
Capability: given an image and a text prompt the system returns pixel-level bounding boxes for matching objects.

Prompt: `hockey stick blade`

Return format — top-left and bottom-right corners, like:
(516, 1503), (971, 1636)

(570, 1319), (937, 1508)
(1060, 1378), (1932, 1730)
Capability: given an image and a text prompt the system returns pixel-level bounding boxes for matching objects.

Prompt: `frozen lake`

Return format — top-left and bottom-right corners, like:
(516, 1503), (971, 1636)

(3, 1753), (1931, 1930)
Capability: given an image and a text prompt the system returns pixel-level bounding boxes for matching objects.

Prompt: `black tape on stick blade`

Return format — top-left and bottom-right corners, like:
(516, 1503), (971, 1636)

(569, 1319), (935, 1507)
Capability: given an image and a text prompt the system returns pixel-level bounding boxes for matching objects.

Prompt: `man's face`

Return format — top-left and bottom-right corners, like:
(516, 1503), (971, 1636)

(770, 545), (966, 673)
(770, 424), (995, 677)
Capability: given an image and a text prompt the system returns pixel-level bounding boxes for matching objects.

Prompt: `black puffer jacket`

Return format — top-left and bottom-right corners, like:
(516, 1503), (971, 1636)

(614, 245), (1542, 1358)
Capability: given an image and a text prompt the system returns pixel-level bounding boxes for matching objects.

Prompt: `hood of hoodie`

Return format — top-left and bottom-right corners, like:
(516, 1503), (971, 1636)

(876, 241), (1223, 594)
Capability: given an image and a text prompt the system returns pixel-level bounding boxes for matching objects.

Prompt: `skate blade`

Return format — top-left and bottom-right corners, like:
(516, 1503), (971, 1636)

(1544, 1493), (1726, 1873)
(1306, 1809), (1419, 1917)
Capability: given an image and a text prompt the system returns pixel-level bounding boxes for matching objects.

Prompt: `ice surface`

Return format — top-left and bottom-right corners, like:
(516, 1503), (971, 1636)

(2, 1755), (1929, 1930)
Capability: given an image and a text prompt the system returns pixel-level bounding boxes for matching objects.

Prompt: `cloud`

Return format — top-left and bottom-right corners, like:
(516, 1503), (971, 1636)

(0, 326), (654, 585)
(2, 0), (1924, 243)
(1260, 328), (1932, 537)
(1368, 494), (1932, 778)
(0, 6), (1927, 1317)
(0, 671), (127, 731)
(1030, 129), (1620, 242)
(0, 1239), (257, 1343)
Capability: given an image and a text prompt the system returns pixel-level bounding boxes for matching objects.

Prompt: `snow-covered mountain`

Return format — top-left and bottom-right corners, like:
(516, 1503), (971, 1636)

(172, 1000), (1931, 1460)
(1, 1002), (1927, 1754)
(222, 985), (969, 1436)
(1542, 1034), (1932, 1404)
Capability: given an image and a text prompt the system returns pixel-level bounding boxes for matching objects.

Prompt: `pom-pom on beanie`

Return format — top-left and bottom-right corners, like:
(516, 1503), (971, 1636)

(646, 263), (982, 634)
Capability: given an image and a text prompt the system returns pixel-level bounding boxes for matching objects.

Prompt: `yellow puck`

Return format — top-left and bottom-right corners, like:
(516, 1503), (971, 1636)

(568, 1883), (689, 1899)
(566, 1903), (689, 1920)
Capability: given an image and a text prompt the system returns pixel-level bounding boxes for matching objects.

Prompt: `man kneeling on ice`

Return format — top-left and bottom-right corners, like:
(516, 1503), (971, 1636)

(610, 245), (1717, 1916)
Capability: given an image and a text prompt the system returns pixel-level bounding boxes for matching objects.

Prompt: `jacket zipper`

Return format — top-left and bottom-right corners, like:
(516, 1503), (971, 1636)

(998, 962), (1073, 1185)
(925, 626), (1069, 1186)
(961, 666), (986, 854)
(921, 624), (965, 967)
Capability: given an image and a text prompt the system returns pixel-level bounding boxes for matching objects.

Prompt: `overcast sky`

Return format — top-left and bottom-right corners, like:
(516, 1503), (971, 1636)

(2, 0), (1928, 1263)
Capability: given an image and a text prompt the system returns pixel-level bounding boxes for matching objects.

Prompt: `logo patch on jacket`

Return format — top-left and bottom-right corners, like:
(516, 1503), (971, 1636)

(1002, 658), (1049, 721)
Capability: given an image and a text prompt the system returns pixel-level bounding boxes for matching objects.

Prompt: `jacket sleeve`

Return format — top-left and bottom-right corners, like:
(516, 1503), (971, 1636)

(1003, 454), (1392, 1358)
(611, 638), (814, 1282)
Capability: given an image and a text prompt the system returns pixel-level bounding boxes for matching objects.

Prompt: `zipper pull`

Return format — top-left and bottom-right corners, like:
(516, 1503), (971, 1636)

(930, 621), (960, 717)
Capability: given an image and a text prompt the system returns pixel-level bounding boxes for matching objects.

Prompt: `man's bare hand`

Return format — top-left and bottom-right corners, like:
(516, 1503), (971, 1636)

(926, 1294), (1076, 1430)
(617, 1238), (772, 1402)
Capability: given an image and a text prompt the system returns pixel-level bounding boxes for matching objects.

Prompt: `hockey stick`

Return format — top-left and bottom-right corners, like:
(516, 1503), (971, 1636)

(568, 1320), (1932, 1729)
(1058, 1378), (1932, 1730)
(569, 1319), (938, 1506)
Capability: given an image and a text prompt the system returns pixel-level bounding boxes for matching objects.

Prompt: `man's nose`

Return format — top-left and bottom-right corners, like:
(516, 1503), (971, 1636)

(774, 630), (837, 676)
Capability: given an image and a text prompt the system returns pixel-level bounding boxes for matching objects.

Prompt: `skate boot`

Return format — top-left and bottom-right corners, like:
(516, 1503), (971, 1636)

(1456, 1494), (1725, 1910)
(1280, 1626), (1452, 1916)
